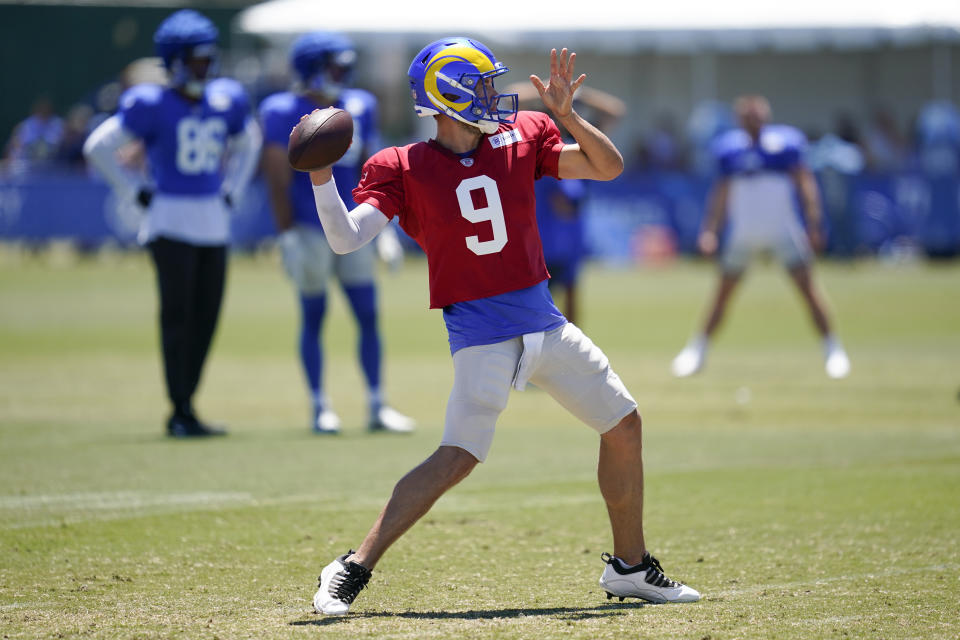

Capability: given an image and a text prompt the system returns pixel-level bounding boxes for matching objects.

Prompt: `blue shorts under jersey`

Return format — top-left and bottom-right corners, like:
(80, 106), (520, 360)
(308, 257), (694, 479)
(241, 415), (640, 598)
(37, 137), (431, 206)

(443, 280), (567, 354)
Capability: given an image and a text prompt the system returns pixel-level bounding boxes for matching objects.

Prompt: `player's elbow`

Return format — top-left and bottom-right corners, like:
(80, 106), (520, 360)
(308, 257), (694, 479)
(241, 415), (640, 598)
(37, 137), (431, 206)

(596, 154), (624, 181)
(81, 135), (98, 161)
(326, 236), (358, 255)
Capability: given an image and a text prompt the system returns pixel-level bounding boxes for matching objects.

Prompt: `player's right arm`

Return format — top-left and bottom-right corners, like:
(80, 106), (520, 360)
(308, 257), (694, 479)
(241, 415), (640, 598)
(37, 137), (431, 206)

(83, 85), (159, 206)
(698, 177), (730, 256)
(261, 144), (295, 231)
(83, 115), (150, 206)
(258, 96), (300, 233)
(309, 167), (389, 254)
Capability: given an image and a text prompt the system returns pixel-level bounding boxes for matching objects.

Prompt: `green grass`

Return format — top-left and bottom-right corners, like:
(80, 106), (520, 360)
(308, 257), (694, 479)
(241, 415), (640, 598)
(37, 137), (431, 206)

(1, 248), (958, 639)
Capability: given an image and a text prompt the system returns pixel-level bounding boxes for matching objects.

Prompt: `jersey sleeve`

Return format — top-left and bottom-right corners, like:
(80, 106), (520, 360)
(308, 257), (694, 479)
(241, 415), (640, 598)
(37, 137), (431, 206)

(117, 84), (163, 141)
(782, 127), (808, 170)
(258, 93), (295, 147)
(208, 78), (252, 135)
(352, 148), (404, 219)
(343, 90), (380, 154)
(711, 132), (739, 176)
(529, 111), (565, 180)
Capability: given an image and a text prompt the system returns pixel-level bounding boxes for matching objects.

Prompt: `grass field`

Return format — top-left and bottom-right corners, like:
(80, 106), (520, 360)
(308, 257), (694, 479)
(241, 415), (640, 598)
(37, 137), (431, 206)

(1, 248), (958, 639)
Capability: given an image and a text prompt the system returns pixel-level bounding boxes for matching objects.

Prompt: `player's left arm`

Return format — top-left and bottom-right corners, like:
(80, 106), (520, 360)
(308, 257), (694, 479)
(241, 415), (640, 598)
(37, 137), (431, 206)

(790, 165), (824, 251)
(221, 116), (263, 208)
(531, 48), (623, 181)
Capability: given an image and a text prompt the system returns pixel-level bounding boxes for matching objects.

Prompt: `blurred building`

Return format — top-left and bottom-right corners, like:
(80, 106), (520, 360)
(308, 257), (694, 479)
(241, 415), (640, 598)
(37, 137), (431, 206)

(231, 1), (960, 152)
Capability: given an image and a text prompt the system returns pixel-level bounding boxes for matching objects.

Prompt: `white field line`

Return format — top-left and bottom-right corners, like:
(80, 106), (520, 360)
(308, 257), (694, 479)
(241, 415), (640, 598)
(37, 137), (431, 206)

(0, 490), (604, 530)
(0, 491), (252, 529)
(0, 491), (251, 510)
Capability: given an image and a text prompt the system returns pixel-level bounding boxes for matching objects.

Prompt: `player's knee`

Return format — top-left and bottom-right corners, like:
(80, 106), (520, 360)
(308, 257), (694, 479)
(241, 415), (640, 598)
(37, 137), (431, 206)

(434, 445), (479, 481)
(603, 409), (643, 447)
(621, 409), (643, 436)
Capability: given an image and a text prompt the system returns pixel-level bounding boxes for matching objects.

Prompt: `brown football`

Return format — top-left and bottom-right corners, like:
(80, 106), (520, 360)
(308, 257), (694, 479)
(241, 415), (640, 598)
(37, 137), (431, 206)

(287, 107), (354, 172)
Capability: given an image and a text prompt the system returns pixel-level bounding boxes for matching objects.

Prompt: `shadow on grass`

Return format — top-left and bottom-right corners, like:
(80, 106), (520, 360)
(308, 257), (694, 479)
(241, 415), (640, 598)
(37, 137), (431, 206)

(290, 602), (648, 626)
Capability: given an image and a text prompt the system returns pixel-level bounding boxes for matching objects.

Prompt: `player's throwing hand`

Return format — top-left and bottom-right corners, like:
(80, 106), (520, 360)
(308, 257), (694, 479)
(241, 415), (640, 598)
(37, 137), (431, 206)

(530, 48), (586, 119)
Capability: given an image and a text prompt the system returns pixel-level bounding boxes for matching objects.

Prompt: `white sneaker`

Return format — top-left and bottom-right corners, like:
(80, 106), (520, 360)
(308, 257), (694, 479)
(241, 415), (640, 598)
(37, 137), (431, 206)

(671, 342), (706, 378)
(824, 341), (851, 379)
(599, 552), (700, 604)
(313, 408), (341, 434)
(313, 551), (372, 616)
(368, 406), (415, 433)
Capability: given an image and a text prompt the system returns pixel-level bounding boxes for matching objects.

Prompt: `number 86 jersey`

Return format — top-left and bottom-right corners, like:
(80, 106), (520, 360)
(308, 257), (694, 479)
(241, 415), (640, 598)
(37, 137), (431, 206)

(118, 78), (250, 195)
(353, 111), (565, 308)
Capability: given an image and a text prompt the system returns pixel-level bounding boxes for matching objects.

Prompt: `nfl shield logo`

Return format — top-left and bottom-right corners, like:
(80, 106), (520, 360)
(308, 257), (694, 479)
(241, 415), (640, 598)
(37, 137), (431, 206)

(460, 158), (474, 167)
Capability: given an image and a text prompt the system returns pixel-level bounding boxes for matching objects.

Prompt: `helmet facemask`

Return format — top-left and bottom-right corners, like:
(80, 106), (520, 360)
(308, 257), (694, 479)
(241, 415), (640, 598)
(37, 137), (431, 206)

(299, 48), (356, 102)
(428, 67), (517, 134)
(409, 38), (518, 135)
(168, 43), (219, 99)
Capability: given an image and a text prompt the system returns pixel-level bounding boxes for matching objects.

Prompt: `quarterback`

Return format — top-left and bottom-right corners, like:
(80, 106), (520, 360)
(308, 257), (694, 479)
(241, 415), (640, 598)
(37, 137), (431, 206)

(84, 10), (261, 437)
(304, 38), (700, 614)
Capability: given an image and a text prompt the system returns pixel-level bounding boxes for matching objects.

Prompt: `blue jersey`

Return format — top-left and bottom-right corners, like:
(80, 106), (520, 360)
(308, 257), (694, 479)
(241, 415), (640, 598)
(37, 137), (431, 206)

(535, 177), (587, 266)
(118, 79), (251, 195)
(713, 125), (809, 241)
(713, 124), (807, 177)
(259, 89), (379, 228)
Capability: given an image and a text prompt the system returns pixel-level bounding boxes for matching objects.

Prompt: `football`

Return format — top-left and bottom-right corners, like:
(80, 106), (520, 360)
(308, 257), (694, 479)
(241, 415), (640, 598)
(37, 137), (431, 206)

(287, 107), (354, 172)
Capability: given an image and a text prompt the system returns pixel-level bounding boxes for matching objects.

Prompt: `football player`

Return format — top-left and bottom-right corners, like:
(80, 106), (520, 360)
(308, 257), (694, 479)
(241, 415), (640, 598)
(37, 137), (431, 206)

(305, 38), (700, 614)
(671, 95), (850, 379)
(83, 9), (261, 437)
(258, 31), (413, 435)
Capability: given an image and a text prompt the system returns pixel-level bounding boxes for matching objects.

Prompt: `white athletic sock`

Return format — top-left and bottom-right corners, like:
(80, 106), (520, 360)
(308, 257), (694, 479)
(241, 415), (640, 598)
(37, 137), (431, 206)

(823, 334), (841, 353)
(313, 392), (330, 411)
(691, 334), (708, 351)
(368, 388), (383, 412)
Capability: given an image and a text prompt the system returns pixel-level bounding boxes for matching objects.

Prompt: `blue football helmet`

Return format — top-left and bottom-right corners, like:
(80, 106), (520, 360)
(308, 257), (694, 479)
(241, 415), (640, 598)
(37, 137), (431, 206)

(290, 31), (357, 100)
(153, 9), (219, 98)
(408, 37), (517, 135)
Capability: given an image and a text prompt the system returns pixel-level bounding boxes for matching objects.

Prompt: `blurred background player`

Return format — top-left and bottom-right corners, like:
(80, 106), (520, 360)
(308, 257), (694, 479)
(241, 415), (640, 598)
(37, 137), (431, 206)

(2, 97), (64, 174)
(509, 83), (625, 325)
(258, 31), (413, 435)
(83, 9), (262, 437)
(671, 95), (850, 379)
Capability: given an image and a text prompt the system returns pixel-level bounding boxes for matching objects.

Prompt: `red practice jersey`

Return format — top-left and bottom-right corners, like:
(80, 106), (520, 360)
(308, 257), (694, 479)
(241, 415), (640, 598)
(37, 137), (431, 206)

(353, 110), (565, 308)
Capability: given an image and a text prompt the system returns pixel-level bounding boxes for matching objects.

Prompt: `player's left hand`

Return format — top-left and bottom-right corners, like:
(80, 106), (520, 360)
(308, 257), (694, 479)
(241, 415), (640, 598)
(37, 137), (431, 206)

(808, 227), (825, 252)
(376, 224), (405, 272)
(530, 48), (586, 120)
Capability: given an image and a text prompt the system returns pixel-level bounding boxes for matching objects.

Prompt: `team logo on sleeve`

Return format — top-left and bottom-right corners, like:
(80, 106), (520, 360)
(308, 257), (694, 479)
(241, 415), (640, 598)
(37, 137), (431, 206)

(488, 128), (522, 149)
(208, 92), (233, 112)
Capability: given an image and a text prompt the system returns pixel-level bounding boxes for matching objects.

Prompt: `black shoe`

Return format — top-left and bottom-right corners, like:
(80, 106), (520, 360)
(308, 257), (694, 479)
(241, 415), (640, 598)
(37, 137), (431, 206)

(166, 413), (228, 438)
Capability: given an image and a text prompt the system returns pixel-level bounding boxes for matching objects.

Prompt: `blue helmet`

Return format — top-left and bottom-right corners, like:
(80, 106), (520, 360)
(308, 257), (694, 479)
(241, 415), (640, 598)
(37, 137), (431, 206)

(290, 31), (356, 100)
(408, 37), (517, 135)
(154, 10), (219, 97)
